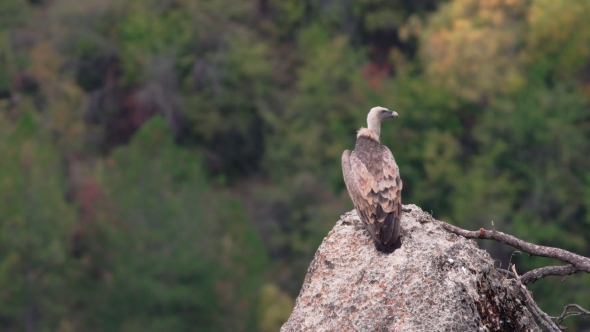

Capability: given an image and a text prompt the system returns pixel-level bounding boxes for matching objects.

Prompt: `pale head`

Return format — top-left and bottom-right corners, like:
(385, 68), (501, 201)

(367, 106), (398, 137)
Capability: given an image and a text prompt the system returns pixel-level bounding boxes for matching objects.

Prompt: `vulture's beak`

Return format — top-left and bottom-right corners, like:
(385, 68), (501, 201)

(390, 111), (399, 118)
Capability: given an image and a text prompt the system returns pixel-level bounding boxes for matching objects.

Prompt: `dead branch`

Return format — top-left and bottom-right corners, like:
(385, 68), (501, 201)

(438, 219), (590, 330)
(511, 265), (561, 332)
(554, 304), (590, 327)
(520, 265), (578, 285)
(438, 221), (590, 274)
(497, 265), (579, 286)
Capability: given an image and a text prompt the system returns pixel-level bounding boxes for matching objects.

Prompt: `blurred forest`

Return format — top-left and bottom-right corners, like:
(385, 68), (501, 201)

(1, 0), (590, 331)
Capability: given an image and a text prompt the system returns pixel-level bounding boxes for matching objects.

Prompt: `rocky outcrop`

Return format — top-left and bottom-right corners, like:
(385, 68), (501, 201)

(281, 204), (540, 331)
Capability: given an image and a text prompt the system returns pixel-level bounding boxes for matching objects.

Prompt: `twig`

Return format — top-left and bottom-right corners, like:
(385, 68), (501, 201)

(512, 266), (561, 332)
(438, 221), (590, 274)
(508, 251), (521, 271)
(554, 304), (590, 327)
(496, 268), (514, 278)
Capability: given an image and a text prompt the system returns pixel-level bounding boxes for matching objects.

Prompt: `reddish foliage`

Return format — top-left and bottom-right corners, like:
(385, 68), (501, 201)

(76, 178), (104, 222)
(361, 61), (391, 90)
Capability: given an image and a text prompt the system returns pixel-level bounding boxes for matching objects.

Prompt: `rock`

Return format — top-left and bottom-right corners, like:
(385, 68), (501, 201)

(281, 204), (540, 332)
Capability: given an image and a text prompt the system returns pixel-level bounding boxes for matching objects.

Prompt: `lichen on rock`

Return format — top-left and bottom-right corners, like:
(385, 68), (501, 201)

(281, 204), (540, 332)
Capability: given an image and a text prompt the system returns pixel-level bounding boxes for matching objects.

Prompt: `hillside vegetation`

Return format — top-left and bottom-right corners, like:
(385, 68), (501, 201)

(1, 0), (590, 330)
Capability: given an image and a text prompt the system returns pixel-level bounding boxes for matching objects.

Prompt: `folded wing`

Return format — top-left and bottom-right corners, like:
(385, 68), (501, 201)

(342, 146), (402, 252)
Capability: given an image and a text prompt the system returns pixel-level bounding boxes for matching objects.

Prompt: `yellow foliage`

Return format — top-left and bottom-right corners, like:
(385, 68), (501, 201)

(29, 41), (87, 153)
(422, 0), (590, 101)
(257, 284), (294, 332)
(526, 0), (590, 76)
(421, 0), (528, 101)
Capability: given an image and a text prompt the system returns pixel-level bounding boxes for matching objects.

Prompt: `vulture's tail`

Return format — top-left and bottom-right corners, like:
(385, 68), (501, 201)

(373, 236), (402, 253)
(373, 209), (401, 253)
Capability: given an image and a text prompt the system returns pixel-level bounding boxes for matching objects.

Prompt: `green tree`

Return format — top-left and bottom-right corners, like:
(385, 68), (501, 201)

(0, 113), (77, 331)
(68, 117), (268, 331)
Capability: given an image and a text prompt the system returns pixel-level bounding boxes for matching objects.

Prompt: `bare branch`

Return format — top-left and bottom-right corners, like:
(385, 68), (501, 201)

(438, 219), (590, 330)
(520, 265), (579, 285)
(438, 220), (590, 274)
(554, 304), (590, 327)
(512, 266), (561, 332)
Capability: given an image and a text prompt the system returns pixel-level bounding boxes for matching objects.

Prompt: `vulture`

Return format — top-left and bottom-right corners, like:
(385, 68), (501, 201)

(342, 106), (402, 253)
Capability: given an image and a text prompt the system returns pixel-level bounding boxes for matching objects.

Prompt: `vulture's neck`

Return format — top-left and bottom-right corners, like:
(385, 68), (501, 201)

(367, 117), (381, 138)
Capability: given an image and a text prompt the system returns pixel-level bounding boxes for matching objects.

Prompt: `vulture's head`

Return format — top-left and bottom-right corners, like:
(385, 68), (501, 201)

(368, 106), (398, 124)
(366, 106), (398, 137)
